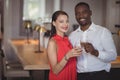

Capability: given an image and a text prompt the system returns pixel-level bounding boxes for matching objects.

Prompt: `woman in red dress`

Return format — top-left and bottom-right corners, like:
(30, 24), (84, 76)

(47, 10), (82, 80)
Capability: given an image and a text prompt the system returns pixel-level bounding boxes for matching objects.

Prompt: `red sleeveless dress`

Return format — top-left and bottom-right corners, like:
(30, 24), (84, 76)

(49, 34), (77, 80)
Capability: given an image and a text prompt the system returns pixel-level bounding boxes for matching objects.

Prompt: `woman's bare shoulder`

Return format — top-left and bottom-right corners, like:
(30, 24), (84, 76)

(48, 38), (57, 47)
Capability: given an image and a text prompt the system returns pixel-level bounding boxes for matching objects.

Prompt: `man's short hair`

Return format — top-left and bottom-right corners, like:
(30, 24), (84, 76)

(75, 2), (90, 10)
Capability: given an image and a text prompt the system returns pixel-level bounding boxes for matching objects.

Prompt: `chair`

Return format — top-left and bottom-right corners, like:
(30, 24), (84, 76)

(1, 49), (30, 80)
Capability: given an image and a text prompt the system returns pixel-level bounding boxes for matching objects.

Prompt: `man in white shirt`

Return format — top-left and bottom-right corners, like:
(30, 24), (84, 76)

(69, 2), (117, 80)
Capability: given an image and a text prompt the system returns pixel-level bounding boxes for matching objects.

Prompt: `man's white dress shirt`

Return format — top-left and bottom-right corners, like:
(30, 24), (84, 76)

(69, 23), (117, 73)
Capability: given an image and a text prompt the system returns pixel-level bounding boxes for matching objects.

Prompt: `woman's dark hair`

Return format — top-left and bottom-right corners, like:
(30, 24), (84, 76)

(50, 10), (69, 38)
(75, 2), (90, 10)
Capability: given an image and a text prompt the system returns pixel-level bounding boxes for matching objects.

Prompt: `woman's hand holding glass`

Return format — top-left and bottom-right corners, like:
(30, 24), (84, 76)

(65, 47), (82, 60)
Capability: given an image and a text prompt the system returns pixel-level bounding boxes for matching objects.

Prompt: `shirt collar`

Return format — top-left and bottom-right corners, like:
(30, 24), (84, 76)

(76, 22), (96, 32)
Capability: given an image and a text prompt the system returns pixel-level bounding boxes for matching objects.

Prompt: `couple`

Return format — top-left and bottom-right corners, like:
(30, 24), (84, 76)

(47, 2), (117, 80)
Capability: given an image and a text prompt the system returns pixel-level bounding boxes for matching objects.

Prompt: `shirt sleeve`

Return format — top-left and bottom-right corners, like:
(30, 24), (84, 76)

(68, 33), (75, 47)
(98, 28), (117, 63)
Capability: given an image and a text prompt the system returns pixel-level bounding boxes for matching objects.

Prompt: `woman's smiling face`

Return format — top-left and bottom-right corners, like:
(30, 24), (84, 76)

(53, 14), (69, 35)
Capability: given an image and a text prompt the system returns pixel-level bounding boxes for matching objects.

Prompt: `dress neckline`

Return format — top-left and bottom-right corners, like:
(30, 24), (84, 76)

(54, 34), (67, 40)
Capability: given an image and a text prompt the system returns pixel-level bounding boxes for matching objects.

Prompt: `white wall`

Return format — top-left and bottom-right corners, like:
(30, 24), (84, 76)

(105, 0), (120, 55)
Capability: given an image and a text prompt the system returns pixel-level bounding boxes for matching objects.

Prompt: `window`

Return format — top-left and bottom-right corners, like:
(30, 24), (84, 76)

(23, 0), (45, 20)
